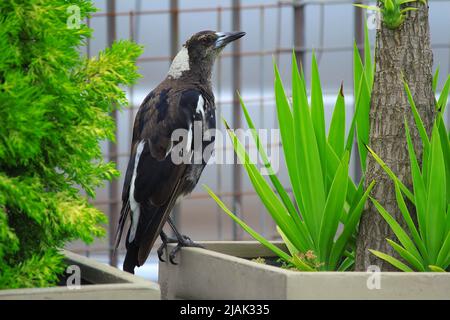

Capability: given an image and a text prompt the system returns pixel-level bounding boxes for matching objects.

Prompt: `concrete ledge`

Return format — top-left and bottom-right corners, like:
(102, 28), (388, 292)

(0, 250), (160, 300)
(159, 241), (450, 300)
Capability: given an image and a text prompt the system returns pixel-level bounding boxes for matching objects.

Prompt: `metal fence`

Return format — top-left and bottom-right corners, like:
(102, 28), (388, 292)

(67, 0), (450, 268)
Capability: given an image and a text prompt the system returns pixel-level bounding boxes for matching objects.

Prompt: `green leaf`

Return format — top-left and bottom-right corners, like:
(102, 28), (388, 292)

(404, 120), (428, 241)
(274, 63), (305, 218)
(318, 152), (349, 263)
(386, 239), (425, 272)
(403, 76), (430, 151)
(224, 119), (313, 252)
(425, 126), (447, 261)
(369, 250), (414, 272)
(239, 94), (301, 230)
(371, 197), (422, 262)
(363, 19), (374, 90)
(337, 256), (354, 271)
(366, 144), (415, 203)
(436, 231), (450, 268)
(328, 84), (346, 158)
(277, 226), (299, 257)
(311, 52), (328, 191)
(432, 66), (440, 93)
(437, 75), (450, 113)
(329, 180), (375, 270)
(436, 115), (450, 203)
(393, 180), (428, 263)
(204, 185), (292, 262)
(428, 265), (446, 272)
(291, 52), (326, 243)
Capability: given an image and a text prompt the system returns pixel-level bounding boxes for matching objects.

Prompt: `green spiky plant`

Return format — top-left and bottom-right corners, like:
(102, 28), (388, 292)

(355, 0), (427, 29)
(367, 75), (450, 272)
(205, 25), (375, 271)
(0, 0), (142, 288)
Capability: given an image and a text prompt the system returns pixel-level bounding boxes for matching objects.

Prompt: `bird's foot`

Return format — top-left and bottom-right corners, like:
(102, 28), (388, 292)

(169, 235), (204, 265)
(157, 232), (178, 262)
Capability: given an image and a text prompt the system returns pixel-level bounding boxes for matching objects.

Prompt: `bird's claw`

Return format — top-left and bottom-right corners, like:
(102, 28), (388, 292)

(168, 235), (204, 265)
(157, 233), (177, 262)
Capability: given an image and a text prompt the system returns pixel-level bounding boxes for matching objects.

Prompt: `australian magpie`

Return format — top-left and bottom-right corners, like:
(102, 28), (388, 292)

(115, 30), (245, 274)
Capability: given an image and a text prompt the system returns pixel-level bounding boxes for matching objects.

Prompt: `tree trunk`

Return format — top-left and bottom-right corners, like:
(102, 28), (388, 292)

(355, 2), (435, 271)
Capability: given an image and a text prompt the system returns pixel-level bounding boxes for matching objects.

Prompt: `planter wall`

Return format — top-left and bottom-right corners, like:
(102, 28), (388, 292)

(0, 250), (160, 300)
(159, 241), (450, 300)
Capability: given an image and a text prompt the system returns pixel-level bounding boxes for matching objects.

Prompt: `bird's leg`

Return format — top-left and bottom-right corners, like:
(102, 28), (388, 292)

(157, 231), (177, 262)
(167, 217), (204, 265)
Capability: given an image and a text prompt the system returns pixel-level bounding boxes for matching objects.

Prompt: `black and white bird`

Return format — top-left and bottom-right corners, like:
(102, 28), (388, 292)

(115, 30), (245, 274)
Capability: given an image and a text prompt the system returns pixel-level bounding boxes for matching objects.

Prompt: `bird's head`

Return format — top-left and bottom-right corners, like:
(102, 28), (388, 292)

(186, 30), (246, 59)
(168, 30), (246, 81)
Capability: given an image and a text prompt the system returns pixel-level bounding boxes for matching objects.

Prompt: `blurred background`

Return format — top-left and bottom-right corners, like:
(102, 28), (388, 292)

(66, 0), (450, 281)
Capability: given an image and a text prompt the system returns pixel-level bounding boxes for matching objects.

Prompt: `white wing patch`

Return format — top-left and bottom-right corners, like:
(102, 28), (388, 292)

(196, 95), (205, 119)
(168, 46), (190, 79)
(186, 123), (193, 153)
(128, 140), (145, 243)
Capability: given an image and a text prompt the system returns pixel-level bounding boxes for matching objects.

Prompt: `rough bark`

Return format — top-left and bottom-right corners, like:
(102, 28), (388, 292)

(355, 3), (435, 271)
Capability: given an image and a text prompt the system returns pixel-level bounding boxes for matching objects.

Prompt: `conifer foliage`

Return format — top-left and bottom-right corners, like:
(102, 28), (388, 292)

(0, 0), (142, 288)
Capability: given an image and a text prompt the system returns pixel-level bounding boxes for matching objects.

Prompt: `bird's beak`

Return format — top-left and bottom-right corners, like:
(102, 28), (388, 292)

(215, 31), (246, 48)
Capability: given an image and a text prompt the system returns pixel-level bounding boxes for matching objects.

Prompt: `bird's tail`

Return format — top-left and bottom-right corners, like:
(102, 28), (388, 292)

(114, 201), (130, 257)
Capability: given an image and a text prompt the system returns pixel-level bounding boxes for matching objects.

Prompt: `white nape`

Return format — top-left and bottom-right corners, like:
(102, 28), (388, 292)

(167, 46), (190, 79)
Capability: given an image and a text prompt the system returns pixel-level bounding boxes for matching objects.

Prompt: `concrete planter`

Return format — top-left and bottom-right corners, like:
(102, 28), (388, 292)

(0, 250), (160, 300)
(159, 241), (450, 300)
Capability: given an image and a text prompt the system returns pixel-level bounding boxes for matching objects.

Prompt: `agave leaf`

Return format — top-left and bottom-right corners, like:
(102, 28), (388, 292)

(436, 231), (450, 268)
(404, 121), (428, 241)
(337, 256), (354, 271)
(394, 180), (428, 263)
(436, 116), (450, 201)
(369, 249), (414, 272)
(291, 254), (315, 272)
(292, 53), (326, 242)
(386, 239), (425, 272)
(318, 152), (349, 264)
(366, 144), (415, 203)
(329, 180), (375, 270)
(328, 84), (346, 158)
(425, 126), (447, 261)
(238, 94), (302, 229)
(428, 265), (446, 272)
(354, 4), (380, 11)
(363, 19), (374, 90)
(437, 75), (450, 113)
(433, 66), (440, 93)
(274, 63), (305, 218)
(403, 76), (431, 151)
(371, 197), (422, 262)
(277, 226), (299, 257)
(311, 52), (328, 191)
(204, 185), (292, 262)
(224, 118), (313, 251)
(355, 72), (371, 173)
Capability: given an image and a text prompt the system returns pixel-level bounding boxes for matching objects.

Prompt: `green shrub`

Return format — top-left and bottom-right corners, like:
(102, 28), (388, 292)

(367, 76), (450, 272)
(0, 0), (142, 288)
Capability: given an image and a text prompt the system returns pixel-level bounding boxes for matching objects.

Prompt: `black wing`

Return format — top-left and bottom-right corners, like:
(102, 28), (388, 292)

(116, 86), (206, 268)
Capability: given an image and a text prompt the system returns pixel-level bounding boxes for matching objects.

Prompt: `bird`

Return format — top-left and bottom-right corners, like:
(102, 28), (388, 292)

(115, 30), (246, 274)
